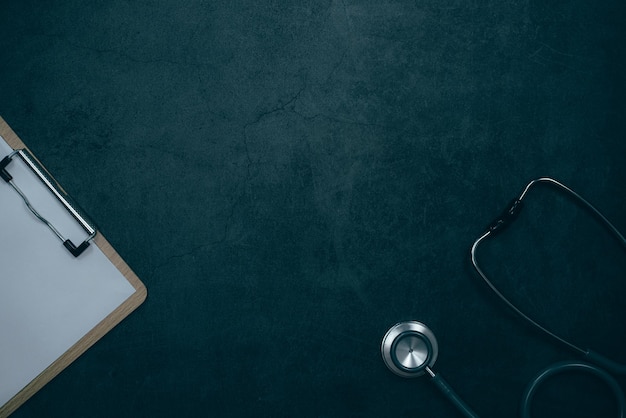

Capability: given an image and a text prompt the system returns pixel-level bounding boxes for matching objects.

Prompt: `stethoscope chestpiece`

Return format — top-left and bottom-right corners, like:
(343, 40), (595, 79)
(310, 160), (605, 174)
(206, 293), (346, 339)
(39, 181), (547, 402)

(381, 321), (439, 378)
(381, 321), (482, 418)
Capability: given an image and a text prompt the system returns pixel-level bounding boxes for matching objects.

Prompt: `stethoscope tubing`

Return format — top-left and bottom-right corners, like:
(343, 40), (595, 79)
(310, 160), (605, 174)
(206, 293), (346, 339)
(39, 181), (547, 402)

(427, 368), (480, 418)
(470, 177), (626, 417)
(471, 230), (585, 356)
(384, 177), (625, 417)
(521, 361), (625, 418)
(471, 177), (626, 365)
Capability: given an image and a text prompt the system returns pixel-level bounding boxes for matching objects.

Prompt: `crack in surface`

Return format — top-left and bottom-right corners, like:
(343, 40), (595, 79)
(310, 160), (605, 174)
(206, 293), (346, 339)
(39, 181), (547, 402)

(148, 85), (309, 277)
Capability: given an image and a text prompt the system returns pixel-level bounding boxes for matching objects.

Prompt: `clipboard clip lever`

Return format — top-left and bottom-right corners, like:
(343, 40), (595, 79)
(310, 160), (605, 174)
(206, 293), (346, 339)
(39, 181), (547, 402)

(1, 149), (97, 257)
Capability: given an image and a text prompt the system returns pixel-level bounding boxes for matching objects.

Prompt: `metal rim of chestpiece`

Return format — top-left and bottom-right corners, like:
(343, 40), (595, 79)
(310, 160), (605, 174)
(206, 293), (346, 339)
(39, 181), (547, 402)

(381, 321), (439, 378)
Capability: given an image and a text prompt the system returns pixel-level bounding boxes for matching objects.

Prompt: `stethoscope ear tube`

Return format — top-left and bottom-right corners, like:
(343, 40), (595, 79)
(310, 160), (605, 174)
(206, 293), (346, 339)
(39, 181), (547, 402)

(472, 177), (626, 417)
(471, 177), (626, 362)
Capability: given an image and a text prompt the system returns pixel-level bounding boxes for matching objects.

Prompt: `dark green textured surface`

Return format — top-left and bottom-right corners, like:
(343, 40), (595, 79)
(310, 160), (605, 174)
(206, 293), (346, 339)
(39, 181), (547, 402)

(1, 1), (625, 417)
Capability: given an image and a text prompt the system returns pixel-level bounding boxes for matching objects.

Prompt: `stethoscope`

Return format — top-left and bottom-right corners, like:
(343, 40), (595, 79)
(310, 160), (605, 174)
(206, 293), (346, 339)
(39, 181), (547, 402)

(381, 178), (626, 417)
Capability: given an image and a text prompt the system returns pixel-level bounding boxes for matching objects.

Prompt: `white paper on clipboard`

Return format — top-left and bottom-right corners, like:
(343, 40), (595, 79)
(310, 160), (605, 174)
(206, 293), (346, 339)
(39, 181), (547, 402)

(0, 137), (135, 408)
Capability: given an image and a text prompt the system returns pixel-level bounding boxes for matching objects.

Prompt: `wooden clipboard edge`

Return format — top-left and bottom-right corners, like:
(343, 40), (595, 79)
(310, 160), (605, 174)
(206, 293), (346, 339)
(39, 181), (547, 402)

(0, 116), (26, 154)
(0, 117), (147, 417)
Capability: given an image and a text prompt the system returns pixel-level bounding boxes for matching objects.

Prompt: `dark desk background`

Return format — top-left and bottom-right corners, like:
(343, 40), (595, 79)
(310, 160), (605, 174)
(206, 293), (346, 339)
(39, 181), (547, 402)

(1, 1), (625, 417)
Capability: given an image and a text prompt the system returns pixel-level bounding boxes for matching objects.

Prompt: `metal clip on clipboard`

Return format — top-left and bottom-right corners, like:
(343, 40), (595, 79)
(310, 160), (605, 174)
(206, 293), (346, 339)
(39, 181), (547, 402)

(0, 149), (97, 257)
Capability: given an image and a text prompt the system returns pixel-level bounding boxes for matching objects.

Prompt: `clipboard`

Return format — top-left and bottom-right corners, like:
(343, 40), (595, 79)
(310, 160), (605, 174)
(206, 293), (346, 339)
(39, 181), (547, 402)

(0, 117), (147, 417)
